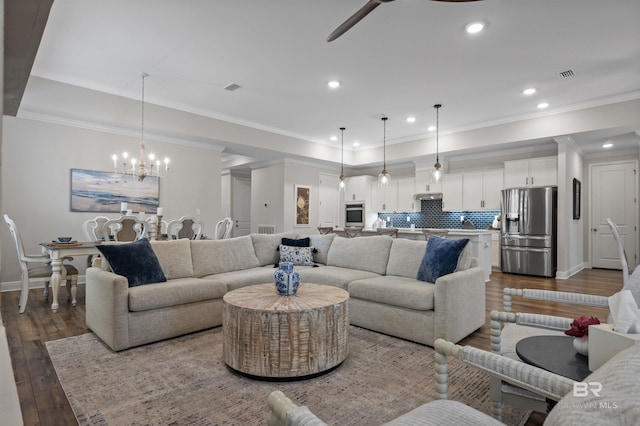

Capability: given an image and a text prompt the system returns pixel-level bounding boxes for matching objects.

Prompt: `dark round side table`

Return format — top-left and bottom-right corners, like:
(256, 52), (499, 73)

(516, 335), (592, 412)
(516, 335), (591, 382)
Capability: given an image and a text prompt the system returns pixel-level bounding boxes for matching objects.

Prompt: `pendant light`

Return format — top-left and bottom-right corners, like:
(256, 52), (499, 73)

(339, 127), (346, 192)
(378, 116), (390, 188)
(431, 104), (442, 183)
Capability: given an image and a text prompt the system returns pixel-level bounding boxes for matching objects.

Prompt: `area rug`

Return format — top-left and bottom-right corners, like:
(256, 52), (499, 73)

(46, 326), (529, 425)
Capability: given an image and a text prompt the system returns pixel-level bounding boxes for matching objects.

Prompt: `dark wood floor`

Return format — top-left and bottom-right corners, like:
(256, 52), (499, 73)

(1, 269), (622, 426)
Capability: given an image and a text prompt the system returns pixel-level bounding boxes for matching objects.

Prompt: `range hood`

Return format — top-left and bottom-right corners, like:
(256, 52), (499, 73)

(413, 193), (442, 200)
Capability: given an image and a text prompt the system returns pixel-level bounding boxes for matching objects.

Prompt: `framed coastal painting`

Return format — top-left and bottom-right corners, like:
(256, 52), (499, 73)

(294, 185), (310, 226)
(70, 168), (159, 213)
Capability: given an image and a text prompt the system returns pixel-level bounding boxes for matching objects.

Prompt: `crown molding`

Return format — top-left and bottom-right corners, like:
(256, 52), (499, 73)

(17, 110), (226, 152)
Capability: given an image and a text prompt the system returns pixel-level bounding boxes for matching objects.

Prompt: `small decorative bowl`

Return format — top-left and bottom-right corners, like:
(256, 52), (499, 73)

(57, 237), (72, 243)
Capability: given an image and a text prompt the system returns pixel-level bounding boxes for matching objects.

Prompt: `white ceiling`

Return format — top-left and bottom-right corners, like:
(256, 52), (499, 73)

(27, 0), (640, 169)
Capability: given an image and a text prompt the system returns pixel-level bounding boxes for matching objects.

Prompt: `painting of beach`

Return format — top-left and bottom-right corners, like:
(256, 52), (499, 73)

(70, 169), (159, 213)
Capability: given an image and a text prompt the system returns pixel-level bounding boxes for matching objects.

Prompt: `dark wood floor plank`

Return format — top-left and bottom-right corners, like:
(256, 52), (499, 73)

(0, 270), (625, 425)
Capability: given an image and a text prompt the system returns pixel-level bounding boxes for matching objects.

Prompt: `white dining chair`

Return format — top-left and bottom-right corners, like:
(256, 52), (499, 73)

(4, 214), (78, 313)
(167, 216), (204, 240)
(607, 217), (630, 285)
(103, 215), (147, 242)
(214, 217), (233, 239)
(82, 216), (110, 242)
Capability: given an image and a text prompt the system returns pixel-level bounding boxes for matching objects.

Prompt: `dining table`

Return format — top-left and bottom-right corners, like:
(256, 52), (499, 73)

(39, 241), (100, 313)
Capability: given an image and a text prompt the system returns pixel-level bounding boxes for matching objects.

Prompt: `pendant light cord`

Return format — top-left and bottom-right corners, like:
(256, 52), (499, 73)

(434, 104), (441, 163)
(141, 74), (146, 145)
(382, 116), (388, 169)
(340, 127), (345, 176)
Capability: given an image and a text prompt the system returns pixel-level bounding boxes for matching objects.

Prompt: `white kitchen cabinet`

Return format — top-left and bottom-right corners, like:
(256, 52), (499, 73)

(529, 157), (557, 186)
(397, 176), (419, 212)
(447, 231), (492, 281)
(371, 177), (418, 212)
(345, 175), (373, 202)
(482, 169), (504, 209)
(491, 231), (500, 270)
(462, 169), (504, 210)
(441, 173), (463, 211)
(504, 157), (557, 188)
(414, 170), (442, 194)
(371, 180), (398, 212)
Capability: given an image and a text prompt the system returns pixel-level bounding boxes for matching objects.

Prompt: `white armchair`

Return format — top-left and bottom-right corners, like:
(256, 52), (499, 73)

(267, 341), (640, 426)
(486, 276), (640, 420)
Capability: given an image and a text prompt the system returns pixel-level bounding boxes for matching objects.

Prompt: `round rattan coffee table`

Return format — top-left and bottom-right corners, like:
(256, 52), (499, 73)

(222, 283), (349, 379)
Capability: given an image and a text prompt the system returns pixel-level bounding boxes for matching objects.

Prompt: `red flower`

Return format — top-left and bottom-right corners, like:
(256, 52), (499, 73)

(564, 316), (600, 337)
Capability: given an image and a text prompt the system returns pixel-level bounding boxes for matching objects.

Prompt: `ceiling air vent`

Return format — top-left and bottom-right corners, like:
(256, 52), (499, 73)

(224, 83), (241, 91)
(559, 70), (575, 79)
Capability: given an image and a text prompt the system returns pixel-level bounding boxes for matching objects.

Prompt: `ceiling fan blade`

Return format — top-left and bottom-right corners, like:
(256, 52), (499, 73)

(327, 0), (392, 42)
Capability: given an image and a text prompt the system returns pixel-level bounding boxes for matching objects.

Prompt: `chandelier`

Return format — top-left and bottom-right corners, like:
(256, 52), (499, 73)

(111, 73), (170, 182)
(339, 127), (346, 192)
(378, 116), (390, 188)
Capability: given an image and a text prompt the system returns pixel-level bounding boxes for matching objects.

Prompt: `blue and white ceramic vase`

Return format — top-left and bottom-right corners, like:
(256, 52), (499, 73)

(274, 262), (300, 296)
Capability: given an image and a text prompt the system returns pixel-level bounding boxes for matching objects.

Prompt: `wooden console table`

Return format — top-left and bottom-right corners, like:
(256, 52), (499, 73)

(222, 283), (349, 378)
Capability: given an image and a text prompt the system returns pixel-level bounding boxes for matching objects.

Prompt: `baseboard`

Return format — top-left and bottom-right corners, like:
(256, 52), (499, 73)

(555, 262), (588, 279)
(0, 276), (87, 292)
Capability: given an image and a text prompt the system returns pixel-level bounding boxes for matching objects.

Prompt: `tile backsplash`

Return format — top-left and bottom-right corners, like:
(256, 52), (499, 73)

(377, 199), (499, 229)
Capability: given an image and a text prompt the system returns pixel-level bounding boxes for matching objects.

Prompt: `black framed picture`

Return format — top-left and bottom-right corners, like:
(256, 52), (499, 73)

(572, 178), (581, 220)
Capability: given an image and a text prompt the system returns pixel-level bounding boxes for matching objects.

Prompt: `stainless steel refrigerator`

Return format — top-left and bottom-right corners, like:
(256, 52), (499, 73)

(500, 187), (557, 277)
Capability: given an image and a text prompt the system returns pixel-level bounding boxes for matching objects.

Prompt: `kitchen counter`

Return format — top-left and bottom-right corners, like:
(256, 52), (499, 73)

(334, 227), (495, 238)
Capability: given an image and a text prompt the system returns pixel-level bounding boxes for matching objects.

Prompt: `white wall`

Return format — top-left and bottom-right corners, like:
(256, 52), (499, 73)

(251, 163), (285, 233)
(1, 116), (222, 285)
(250, 159), (339, 235)
(556, 140), (586, 278)
(284, 160), (325, 235)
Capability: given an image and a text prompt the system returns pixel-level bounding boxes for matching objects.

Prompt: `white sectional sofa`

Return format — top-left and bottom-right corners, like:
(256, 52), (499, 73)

(86, 232), (486, 351)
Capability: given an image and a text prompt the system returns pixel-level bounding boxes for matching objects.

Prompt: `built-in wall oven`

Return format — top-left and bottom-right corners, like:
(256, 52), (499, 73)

(345, 203), (365, 227)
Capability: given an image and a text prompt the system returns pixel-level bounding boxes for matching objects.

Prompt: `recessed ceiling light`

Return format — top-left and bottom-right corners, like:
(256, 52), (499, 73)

(602, 142), (613, 149)
(537, 102), (549, 109)
(523, 88), (536, 96)
(406, 116), (416, 123)
(466, 22), (485, 34)
(353, 142), (360, 147)
(330, 135), (338, 141)
(428, 126), (436, 132)
(328, 80), (341, 89)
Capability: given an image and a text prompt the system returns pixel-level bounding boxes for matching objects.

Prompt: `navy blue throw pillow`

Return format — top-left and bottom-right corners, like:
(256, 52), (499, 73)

(96, 238), (167, 287)
(281, 237), (310, 247)
(417, 237), (470, 283)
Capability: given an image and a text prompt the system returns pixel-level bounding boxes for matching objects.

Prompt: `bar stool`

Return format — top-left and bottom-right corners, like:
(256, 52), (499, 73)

(377, 228), (398, 238)
(317, 226), (334, 235)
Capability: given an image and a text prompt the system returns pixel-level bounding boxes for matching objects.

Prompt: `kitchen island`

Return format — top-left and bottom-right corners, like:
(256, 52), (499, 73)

(333, 228), (493, 281)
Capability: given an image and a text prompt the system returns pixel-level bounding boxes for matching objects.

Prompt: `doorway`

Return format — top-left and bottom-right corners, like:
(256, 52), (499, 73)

(231, 177), (251, 237)
(590, 161), (637, 270)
